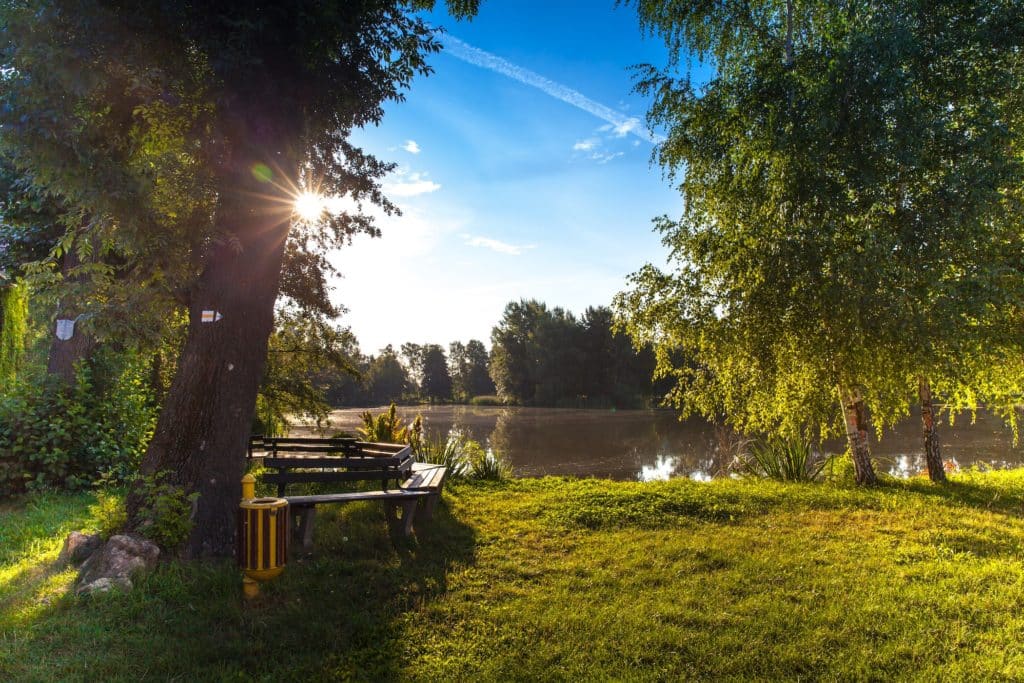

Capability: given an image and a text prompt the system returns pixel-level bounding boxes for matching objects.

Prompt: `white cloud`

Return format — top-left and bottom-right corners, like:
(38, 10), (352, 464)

(573, 138), (598, 151)
(591, 151), (624, 164)
(612, 117), (640, 137)
(462, 234), (536, 256)
(403, 140), (421, 154)
(383, 171), (440, 197)
(440, 34), (665, 145)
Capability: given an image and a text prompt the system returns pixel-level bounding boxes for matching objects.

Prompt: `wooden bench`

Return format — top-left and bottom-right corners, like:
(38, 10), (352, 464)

(249, 436), (448, 548)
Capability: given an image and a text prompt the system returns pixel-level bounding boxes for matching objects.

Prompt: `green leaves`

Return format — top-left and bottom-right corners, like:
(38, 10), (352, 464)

(617, 0), (1024, 449)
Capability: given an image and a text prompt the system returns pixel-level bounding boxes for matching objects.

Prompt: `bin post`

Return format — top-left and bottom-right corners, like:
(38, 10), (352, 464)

(241, 473), (255, 500)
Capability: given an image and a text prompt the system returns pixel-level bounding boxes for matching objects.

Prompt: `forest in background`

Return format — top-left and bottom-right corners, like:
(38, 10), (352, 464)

(311, 299), (668, 413)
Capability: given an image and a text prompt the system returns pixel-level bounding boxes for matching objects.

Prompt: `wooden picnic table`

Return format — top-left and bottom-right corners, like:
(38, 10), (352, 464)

(247, 436), (447, 546)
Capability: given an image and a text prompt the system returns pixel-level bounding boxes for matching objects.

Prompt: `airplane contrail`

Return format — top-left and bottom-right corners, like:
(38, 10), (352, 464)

(439, 34), (665, 145)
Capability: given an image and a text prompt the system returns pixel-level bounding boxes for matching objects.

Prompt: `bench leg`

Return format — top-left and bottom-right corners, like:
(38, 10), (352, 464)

(422, 494), (439, 522)
(385, 500), (417, 537)
(292, 506), (316, 551)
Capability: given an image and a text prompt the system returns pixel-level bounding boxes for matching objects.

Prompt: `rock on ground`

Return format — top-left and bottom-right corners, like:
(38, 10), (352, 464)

(76, 534), (160, 596)
(57, 531), (103, 567)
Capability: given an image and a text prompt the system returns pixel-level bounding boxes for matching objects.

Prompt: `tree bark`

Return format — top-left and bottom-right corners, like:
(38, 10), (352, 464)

(839, 385), (877, 485)
(130, 118), (296, 558)
(918, 376), (946, 483)
(46, 247), (96, 385)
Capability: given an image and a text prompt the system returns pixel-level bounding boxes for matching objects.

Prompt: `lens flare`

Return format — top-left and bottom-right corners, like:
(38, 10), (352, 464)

(293, 192), (324, 222)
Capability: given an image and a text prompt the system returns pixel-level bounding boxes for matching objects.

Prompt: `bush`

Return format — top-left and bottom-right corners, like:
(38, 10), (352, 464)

(89, 490), (128, 539)
(132, 471), (199, 550)
(0, 350), (157, 495)
(358, 403), (411, 443)
(468, 395), (504, 406)
(822, 449), (858, 483)
(734, 435), (826, 482)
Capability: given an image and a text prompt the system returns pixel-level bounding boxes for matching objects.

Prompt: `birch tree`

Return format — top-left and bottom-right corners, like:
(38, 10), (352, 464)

(615, 0), (1024, 483)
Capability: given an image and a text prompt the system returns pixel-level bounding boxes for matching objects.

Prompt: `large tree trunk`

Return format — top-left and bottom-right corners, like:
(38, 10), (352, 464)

(46, 248), (96, 384)
(919, 376), (946, 483)
(839, 385), (877, 485)
(130, 121), (296, 558)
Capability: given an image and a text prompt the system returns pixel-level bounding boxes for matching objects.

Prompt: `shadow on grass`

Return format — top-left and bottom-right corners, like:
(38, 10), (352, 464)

(885, 476), (1024, 517)
(1, 498), (477, 681)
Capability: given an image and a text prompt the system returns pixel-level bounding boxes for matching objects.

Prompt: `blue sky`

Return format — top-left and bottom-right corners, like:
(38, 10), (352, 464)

(330, 1), (689, 354)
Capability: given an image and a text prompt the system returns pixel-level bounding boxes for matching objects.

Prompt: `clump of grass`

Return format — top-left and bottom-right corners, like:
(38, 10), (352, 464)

(416, 432), (470, 479)
(415, 430), (511, 481)
(735, 435), (826, 482)
(464, 441), (512, 481)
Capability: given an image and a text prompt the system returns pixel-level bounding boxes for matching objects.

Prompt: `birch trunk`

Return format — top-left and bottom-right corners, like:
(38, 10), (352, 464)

(839, 385), (877, 485)
(918, 376), (946, 483)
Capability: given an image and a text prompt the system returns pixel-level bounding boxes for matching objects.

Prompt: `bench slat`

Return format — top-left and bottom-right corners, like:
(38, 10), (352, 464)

(263, 456), (412, 469)
(263, 471), (404, 485)
(285, 489), (429, 506)
(254, 440), (356, 446)
(401, 465), (448, 492)
(255, 445), (358, 453)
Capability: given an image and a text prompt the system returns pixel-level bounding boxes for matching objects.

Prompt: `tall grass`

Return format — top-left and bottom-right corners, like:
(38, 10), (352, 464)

(416, 432), (470, 479)
(415, 429), (511, 481)
(734, 435), (826, 482)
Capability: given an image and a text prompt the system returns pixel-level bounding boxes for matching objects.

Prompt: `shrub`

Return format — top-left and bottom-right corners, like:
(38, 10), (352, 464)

(822, 449), (858, 483)
(468, 395), (503, 406)
(734, 435), (826, 482)
(132, 471), (198, 550)
(0, 350), (157, 496)
(89, 490), (128, 539)
(358, 403), (411, 443)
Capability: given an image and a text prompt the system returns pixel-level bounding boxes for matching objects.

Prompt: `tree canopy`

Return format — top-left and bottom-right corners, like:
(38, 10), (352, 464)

(0, 0), (479, 555)
(616, 0), (1024, 482)
(490, 300), (662, 408)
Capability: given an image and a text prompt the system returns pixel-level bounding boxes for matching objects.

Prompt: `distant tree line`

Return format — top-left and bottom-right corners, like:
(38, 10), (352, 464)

(314, 300), (666, 409)
(489, 301), (666, 408)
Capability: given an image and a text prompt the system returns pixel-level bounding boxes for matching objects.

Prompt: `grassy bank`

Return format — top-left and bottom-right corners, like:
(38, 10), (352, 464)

(3, 472), (1024, 680)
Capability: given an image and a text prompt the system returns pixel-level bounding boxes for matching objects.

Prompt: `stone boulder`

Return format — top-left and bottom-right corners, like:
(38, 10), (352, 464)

(76, 534), (160, 596)
(57, 531), (103, 567)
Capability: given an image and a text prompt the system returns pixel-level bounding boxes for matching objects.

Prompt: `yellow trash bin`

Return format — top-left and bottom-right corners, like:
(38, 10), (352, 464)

(237, 476), (288, 596)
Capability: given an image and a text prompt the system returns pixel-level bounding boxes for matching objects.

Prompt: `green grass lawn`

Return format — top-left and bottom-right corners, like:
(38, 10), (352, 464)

(3, 471), (1024, 681)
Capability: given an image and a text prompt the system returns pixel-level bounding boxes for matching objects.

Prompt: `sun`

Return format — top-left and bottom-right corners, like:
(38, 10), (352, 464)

(293, 191), (325, 222)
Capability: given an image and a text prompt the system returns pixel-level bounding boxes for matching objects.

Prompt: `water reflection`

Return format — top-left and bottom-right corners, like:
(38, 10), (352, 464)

(315, 406), (1024, 481)
(639, 455), (677, 482)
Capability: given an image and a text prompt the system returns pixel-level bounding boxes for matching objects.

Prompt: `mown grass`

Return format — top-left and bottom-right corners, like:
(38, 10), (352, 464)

(3, 471), (1024, 680)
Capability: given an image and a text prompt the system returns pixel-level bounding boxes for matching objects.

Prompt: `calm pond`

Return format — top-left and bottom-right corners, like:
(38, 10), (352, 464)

(311, 405), (1024, 481)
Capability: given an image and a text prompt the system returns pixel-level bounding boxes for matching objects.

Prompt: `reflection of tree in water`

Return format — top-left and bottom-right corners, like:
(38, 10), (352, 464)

(488, 408), (724, 479)
(486, 409), (516, 463)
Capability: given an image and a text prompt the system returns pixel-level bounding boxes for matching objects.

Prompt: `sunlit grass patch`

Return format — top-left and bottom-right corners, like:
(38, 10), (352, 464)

(3, 472), (1024, 679)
